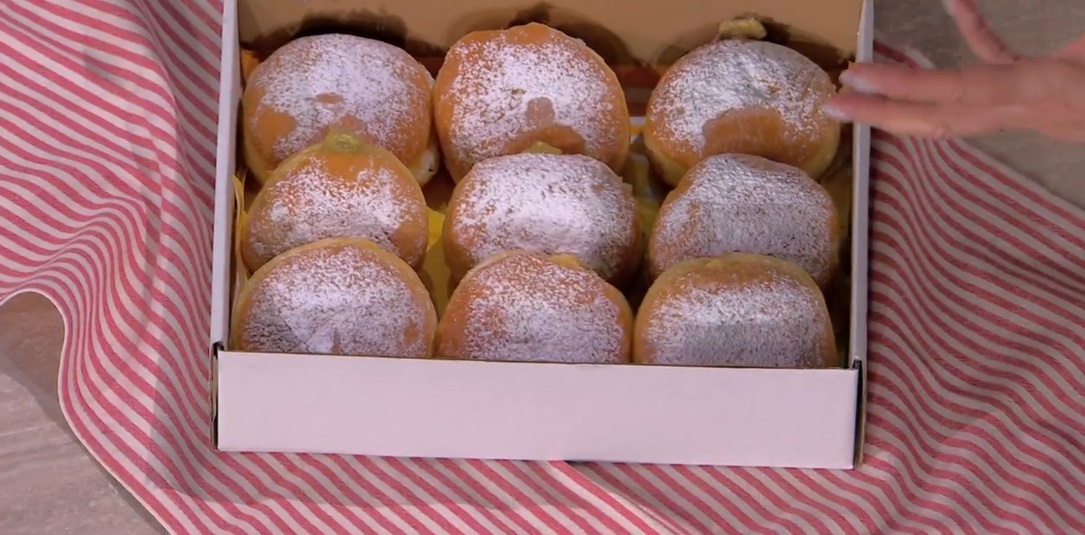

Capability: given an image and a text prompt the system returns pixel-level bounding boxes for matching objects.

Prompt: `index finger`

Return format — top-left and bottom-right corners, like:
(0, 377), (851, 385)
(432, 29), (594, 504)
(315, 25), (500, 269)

(822, 93), (1016, 139)
(840, 62), (1036, 105)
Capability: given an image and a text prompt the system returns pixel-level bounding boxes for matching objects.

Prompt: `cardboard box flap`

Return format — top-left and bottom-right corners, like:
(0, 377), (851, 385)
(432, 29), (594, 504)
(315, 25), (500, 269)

(217, 351), (860, 468)
(238, 0), (864, 65)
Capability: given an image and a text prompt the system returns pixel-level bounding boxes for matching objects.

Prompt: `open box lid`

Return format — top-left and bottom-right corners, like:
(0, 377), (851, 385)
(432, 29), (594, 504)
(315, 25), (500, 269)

(236, 0), (864, 65)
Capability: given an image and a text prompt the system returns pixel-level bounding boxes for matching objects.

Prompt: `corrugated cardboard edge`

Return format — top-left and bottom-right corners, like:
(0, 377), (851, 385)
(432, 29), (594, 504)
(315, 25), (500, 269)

(210, 343), (221, 447)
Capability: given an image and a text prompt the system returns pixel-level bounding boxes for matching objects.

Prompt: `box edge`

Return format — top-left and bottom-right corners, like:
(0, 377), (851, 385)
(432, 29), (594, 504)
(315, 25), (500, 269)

(209, 0), (240, 451)
(209, 0), (873, 469)
(217, 350), (861, 468)
(209, 0), (241, 353)
(849, 0), (875, 467)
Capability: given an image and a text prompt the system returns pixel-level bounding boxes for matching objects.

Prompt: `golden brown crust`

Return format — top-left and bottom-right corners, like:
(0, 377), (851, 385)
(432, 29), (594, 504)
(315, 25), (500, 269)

(240, 133), (430, 273)
(240, 48), (260, 86)
(643, 39), (840, 187)
(645, 153), (841, 287)
(440, 152), (642, 289)
(433, 23), (630, 182)
(435, 252), (633, 364)
(231, 237), (437, 357)
(241, 34), (437, 185)
(633, 253), (838, 368)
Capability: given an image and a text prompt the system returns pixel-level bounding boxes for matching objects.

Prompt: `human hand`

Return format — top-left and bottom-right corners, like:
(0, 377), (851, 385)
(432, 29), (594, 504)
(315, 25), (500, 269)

(823, 0), (1085, 142)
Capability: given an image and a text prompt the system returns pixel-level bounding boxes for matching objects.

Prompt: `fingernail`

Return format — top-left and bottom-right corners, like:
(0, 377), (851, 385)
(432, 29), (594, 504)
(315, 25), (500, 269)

(822, 102), (851, 121)
(840, 70), (877, 94)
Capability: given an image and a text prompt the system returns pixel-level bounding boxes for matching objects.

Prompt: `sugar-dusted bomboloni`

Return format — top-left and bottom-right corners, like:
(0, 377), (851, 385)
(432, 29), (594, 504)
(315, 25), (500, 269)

(232, 237), (437, 358)
(634, 253), (838, 368)
(436, 252), (633, 364)
(242, 34), (439, 185)
(644, 39), (840, 186)
(241, 133), (429, 273)
(442, 152), (641, 287)
(647, 153), (840, 287)
(434, 23), (630, 182)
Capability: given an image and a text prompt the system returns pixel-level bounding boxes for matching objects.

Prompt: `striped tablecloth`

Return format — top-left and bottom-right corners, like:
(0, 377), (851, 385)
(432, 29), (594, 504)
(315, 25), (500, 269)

(2, 2), (1084, 533)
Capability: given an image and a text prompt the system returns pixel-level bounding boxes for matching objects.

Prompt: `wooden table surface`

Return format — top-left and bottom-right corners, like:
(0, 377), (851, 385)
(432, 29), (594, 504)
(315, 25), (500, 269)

(1, 1), (1082, 533)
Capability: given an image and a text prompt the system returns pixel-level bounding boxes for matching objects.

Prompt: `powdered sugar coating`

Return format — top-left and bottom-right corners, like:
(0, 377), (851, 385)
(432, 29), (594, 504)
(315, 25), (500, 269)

(439, 254), (630, 363)
(647, 39), (831, 154)
(649, 154), (836, 284)
(237, 242), (433, 357)
(642, 268), (828, 367)
(446, 153), (637, 282)
(243, 153), (426, 270)
(247, 34), (433, 164)
(439, 25), (625, 176)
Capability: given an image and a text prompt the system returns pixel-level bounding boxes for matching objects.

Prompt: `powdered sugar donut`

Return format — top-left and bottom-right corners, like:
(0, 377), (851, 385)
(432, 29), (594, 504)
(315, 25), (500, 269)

(242, 34), (439, 185)
(634, 253), (837, 368)
(232, 237), (437, 357)
(434, 23), (630, 182)
(442, 152), (641, 287)
(644, 39), (840, 186)
(647, 154), (840, 287)
(436, 252), (633, 364)
(240, 133), (429, 273)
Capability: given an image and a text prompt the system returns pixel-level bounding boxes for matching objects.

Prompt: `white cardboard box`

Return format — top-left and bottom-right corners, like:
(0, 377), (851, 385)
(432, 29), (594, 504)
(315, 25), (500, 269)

(209, 0), (874, 469)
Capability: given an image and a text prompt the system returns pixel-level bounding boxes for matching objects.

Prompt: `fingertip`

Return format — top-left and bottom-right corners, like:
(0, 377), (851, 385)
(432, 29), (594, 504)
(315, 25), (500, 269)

(821, 99), (854, 122)
(839, 69), (877, 94)
(822, 93), (902, 125)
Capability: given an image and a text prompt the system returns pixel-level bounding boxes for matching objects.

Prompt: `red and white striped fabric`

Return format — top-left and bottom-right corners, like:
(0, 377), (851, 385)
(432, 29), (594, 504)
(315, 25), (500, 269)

(2, 2), (1085, 533)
